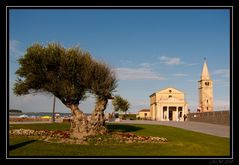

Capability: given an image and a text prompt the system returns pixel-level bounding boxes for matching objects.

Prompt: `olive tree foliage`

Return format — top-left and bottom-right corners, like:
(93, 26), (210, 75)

(14, 43), (91, 105)
(112, 95), (130, 114)
(90, 60), (117, 100)
(87, 60), (118, 134)
(13, 43), (117, 138)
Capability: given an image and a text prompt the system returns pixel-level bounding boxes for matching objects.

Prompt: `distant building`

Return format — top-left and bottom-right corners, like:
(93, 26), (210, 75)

(150, 87), (188, 121)
(198, 59), (214, 112)
(137, 109), (151, 120)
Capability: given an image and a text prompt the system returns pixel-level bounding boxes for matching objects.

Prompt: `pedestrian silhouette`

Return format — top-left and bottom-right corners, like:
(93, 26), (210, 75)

(183, 114), (187, 121)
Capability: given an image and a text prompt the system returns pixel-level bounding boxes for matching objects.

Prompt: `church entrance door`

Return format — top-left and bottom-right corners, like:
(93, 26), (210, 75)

(169, 110), (173, 121)
(169, 107), (176, 121)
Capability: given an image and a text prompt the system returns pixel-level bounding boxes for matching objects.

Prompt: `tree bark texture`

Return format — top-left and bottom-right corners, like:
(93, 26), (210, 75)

(67, 99), (109, 139)
(68, 104), (90, 139)
(89, 98), (108, 135)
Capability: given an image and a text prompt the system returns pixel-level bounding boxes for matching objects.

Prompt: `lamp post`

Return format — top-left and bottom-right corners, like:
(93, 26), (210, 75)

(52, 95), (56, 123)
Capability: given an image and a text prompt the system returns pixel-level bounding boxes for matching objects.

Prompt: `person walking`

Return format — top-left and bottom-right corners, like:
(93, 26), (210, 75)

(183, 114), (187, 121)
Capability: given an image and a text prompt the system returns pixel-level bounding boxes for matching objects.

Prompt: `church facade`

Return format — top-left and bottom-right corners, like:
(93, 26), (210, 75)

(150, 87), (188, 121)
(149, 59), (213, 121)
(198, 59), (214, 112)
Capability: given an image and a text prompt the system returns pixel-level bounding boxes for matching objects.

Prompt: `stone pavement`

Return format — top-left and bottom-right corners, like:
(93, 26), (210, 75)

(110, 120), (230, 138)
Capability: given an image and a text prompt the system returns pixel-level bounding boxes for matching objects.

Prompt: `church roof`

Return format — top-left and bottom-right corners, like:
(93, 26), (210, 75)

(149, 87), (184, 97)
(157, 87), (184, 94)
(201, 60), (211, 80)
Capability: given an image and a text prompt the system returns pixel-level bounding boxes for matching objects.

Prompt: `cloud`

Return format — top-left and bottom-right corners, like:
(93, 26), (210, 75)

(212, 69), (229, 78)
(174, 73), (188, 77)
(139, 63), (153, 68)
(158, 56), (183, 65)
(9, 40), (24, 59)
(10, 40), (20, 53)
(9, 92), (53, 112)
(9, 90), (95, 113)
(115, 67), (165, 80)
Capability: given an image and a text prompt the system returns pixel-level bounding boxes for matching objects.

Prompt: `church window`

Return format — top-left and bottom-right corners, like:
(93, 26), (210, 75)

(205, 82), (209, 86)
(168, 95), (172, 98)
(207, 107), (208, 110)
(207, 99), (208, 103)
(169, 90), (172, 93)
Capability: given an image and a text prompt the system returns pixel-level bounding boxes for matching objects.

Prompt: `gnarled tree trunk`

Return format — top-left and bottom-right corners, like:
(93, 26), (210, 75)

(68, 104), (90, 139)
(89, 98), (108, 135)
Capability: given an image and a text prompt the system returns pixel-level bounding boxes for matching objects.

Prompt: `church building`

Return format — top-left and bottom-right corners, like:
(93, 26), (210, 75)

(150, 87), (188, 121)
(198, 59), (214, 112)
(149, 58), (213, 121)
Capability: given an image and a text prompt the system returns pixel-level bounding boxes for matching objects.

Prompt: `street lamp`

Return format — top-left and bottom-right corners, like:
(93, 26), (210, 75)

(52, 95), (56, 123)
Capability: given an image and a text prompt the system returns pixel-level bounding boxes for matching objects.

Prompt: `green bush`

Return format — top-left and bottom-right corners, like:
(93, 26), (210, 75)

(114, 113), (119, 118)
(9, 109), (22, 113)
(119, 114), (136, 120)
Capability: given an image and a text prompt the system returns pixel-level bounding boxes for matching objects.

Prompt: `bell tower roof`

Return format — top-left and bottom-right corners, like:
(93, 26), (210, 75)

(200, 58), (211, 80)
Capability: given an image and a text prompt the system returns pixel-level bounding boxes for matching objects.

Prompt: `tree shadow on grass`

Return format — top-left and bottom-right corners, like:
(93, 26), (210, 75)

(9, 140), (37, 151)
(106, 123), (143, 133)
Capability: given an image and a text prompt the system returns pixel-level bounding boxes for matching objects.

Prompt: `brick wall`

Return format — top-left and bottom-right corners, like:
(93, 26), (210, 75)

(187, 111), (230, 126)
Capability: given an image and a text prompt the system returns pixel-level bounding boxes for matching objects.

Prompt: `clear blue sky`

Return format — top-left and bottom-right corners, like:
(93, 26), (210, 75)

(9, 9), (230, 114)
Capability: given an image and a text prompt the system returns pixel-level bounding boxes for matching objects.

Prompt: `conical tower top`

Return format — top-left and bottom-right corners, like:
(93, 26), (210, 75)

(200, 58), (211, 80)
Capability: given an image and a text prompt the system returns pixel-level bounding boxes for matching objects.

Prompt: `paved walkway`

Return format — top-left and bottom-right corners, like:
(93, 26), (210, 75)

(110, 120), (230, 138)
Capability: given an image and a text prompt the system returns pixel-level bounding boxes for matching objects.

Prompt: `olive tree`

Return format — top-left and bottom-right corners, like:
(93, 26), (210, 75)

(13, 43), (117, 139)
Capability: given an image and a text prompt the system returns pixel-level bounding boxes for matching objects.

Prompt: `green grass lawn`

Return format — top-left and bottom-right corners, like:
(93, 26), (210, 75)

(9, 123), (230, 157)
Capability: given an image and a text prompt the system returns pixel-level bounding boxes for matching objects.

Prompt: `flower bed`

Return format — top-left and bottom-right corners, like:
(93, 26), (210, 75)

(9, 129), (168, 145)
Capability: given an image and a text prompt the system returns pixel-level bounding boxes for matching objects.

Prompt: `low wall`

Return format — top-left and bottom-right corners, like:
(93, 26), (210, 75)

(187, 111), (230, 126)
